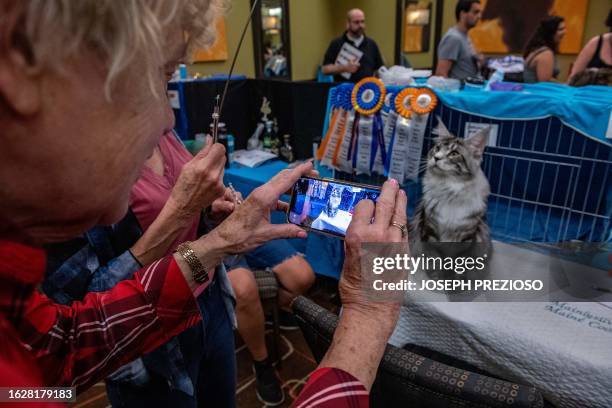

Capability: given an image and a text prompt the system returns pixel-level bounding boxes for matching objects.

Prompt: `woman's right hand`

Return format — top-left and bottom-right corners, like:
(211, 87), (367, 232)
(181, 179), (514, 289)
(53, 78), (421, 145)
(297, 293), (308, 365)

(167, 138), (227, 222)
(340, 179), (408, 318)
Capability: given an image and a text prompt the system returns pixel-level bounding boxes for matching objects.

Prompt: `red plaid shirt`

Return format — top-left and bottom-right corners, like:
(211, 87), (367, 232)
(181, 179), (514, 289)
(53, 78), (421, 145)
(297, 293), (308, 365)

(0, 240), (201, 394)
(292, 367), (369, 407)
(0, 240), (368, 406)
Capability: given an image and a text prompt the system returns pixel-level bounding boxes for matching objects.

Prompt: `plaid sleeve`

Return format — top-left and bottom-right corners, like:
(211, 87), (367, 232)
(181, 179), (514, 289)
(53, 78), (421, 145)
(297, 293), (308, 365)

(16, 255), (201, 392)
(292, 368), (369, 408)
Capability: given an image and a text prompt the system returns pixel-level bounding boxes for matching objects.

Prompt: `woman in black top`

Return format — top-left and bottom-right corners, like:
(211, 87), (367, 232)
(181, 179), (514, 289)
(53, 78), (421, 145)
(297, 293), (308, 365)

(522, 16), (566, 83)
(569, 9), (612, 82)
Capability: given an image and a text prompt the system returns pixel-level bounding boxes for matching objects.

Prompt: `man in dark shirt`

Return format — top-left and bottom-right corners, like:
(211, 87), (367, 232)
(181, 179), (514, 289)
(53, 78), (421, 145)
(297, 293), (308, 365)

(322, 8), (384, 83)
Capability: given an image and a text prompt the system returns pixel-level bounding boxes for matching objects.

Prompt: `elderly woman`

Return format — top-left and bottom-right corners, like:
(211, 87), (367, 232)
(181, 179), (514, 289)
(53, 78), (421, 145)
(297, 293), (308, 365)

(43, 132), (240, 407)
(0, 1), (407, 406)
(44, 127), (314, 406)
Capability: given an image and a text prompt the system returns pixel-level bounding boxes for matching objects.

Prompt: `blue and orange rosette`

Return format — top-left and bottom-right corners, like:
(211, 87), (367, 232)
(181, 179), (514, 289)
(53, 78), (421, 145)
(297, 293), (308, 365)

(410, 88), (438, 115)
(394, 88), (418, 119)
(351, 77), (386, 115)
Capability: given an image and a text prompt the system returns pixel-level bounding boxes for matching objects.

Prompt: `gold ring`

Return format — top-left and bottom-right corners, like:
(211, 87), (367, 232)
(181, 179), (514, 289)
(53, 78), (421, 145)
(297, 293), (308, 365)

(391, 221), (408, 238)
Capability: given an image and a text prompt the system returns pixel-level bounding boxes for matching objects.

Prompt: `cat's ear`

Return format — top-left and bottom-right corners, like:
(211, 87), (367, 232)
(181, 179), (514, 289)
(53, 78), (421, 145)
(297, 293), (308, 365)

(432, 116), (453, 141)
(466, 126), (490, 158)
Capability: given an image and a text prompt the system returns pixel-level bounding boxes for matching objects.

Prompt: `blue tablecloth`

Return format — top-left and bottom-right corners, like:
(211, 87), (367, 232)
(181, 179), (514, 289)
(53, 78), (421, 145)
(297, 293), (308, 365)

(384, 83), (612, 145)
(224, 161), (344, 279)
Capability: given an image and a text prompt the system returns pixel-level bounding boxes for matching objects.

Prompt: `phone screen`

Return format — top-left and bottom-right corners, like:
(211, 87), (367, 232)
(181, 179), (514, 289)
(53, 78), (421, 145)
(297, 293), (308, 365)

(287, 177), (381, 238)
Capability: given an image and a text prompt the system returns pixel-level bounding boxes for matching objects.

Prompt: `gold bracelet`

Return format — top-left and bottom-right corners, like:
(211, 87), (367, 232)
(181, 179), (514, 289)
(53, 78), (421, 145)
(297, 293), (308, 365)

(175, 241), (209, 284)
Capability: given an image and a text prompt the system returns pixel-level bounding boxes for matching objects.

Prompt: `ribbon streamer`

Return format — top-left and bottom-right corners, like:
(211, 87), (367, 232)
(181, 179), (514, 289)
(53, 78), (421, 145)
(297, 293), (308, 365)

(317, 85), (354, 164)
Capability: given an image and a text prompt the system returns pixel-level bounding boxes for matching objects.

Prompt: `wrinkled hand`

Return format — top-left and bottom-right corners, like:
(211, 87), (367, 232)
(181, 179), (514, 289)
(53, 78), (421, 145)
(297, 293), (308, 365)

(208, 187), (243, 223)
(209, 162), (315, 255)
(167, 138), (226, 222)
(340, 179), (408, 318)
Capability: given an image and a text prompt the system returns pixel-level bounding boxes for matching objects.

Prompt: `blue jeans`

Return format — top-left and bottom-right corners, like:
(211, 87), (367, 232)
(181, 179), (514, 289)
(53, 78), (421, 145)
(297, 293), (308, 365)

(106, 278), (236, 408)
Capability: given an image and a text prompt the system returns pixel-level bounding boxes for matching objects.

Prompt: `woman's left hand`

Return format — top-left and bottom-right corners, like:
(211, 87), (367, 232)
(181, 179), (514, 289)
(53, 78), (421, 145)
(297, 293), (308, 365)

(208, 187), (243, 223)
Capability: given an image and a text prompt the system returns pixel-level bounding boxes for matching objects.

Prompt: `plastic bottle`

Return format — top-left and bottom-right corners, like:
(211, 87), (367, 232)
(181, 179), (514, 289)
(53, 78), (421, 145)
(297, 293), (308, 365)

(179, 64), (188, 80)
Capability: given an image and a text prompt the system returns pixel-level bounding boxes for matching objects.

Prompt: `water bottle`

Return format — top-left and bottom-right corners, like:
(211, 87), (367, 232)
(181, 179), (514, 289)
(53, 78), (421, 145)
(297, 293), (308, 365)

(179, 64), (188, 80)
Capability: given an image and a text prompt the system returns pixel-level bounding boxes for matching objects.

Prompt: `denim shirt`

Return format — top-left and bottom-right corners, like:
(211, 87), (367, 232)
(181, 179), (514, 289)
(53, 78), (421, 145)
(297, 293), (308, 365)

(43, 209), (236, 396)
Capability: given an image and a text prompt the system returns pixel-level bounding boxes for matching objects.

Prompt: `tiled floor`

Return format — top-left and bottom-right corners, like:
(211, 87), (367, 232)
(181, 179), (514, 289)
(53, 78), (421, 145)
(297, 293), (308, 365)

(70, 281), (339, 408)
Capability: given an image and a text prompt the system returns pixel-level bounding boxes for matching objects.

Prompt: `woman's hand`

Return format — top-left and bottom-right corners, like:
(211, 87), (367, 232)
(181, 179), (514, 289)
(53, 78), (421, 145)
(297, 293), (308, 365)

(318, 179), (409, 390)
(208, 187), (243, 223)
(167, 138), (227, 222)
(340, 178), (408, 319)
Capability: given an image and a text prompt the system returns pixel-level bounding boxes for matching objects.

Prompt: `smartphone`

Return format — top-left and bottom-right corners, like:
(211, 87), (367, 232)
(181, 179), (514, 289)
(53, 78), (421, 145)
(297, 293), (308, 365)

(287, 177), (381, 238)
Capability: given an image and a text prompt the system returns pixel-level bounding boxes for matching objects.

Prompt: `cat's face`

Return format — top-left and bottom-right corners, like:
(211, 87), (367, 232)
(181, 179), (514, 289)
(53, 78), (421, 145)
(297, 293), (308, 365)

(426, 119), (489, 178)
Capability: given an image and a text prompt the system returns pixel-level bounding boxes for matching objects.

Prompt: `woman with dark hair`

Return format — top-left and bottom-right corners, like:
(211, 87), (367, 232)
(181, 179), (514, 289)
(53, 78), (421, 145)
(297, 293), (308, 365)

(568, 8), (612, 84)
(523, 16), (566, 83)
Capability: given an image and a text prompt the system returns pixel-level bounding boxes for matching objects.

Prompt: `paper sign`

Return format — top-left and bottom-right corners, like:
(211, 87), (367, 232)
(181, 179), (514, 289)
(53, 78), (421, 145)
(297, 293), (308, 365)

(464, 122), (499, 147)
(335, 42), (364, 80)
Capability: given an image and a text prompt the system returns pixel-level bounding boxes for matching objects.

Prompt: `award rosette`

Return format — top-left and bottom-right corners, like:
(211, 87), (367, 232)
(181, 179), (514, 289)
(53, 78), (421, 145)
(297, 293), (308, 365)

(410, 88), (438, 115)
(394, 88), (417, 119)
(403, 88), (438, 181)
(318, 84), (353, 168)
(351, 77), (386, 116)
(351, 78), (386, 174)
(385, 87), (436, 182)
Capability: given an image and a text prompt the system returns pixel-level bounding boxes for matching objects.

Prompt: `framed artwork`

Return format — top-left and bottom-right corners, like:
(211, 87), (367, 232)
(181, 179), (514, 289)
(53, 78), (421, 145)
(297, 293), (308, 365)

(402, 1), (432, 53)
(469, 0), (589, 54)
(193, 17), (228, 62)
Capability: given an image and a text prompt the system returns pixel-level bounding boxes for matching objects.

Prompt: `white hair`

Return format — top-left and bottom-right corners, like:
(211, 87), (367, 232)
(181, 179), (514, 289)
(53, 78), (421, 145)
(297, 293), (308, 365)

(8, 0), (228, 98)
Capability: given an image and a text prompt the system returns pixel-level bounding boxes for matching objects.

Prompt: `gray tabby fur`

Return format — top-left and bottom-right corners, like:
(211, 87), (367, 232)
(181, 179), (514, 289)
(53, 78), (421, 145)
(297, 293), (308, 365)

(412, 117), (491, 244)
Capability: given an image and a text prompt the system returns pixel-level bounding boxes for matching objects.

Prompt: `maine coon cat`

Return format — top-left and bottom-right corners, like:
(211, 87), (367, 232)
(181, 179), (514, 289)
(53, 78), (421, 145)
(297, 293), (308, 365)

(412, 117), (491, 244)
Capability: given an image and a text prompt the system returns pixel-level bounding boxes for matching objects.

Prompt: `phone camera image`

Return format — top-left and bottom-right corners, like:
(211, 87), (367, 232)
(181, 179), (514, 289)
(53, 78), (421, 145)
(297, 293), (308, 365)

(288, 178), (380, 237)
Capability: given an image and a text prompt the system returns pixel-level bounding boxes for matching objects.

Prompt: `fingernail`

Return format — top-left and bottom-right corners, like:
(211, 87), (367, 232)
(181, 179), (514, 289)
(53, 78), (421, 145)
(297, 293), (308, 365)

(399, 190), (406, 196)
(297, 230), (307, 239)
(389, 178), (398, 185)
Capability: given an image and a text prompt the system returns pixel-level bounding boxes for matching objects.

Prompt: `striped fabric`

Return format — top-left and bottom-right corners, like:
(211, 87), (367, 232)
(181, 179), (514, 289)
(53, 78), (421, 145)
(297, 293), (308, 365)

(292, 368), (369, 408)
(0, 240), (202, 394)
